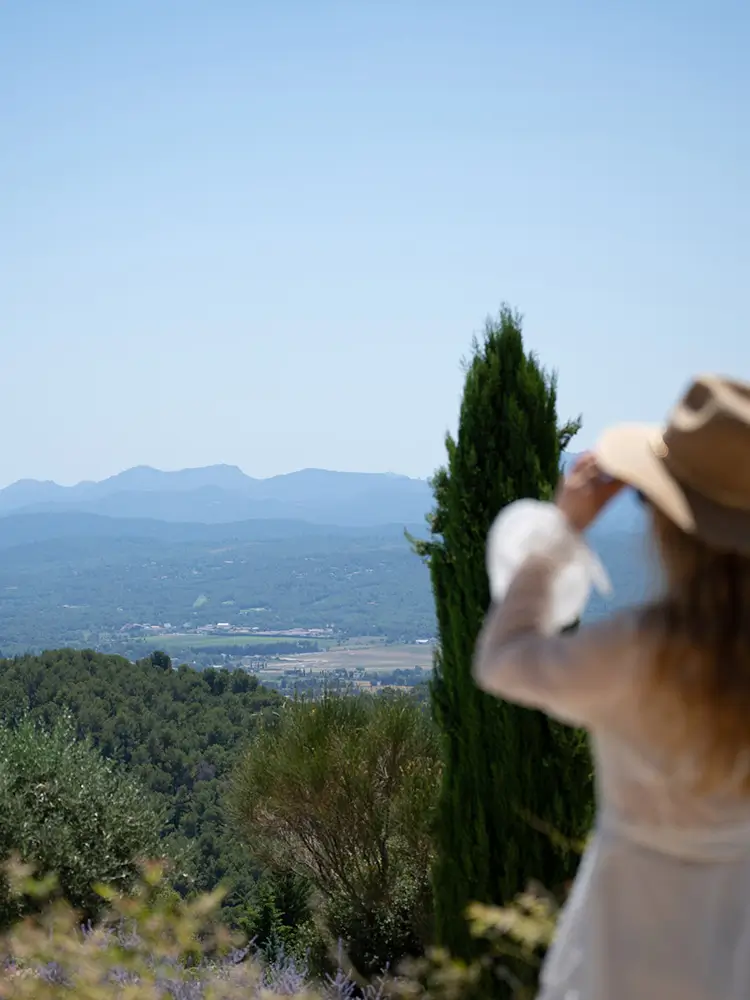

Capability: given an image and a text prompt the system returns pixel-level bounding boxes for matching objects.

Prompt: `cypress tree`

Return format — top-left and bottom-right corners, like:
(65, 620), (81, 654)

(417, 306), (593, 960)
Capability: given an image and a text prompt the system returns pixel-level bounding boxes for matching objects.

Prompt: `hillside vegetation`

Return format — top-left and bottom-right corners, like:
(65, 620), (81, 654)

(0, 521), (435, 654)
(0, 648), (280, 925)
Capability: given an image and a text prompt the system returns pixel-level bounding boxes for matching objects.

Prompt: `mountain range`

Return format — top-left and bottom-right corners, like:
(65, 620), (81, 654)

(0, 466), (433, 528)
(0, 462), (646, 533)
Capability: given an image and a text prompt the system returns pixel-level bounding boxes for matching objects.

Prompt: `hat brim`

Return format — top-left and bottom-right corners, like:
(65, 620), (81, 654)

(594, 423), (750, 555)
(593, 423), (695, 532)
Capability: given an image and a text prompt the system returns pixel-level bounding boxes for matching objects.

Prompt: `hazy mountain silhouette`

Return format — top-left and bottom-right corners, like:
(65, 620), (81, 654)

(76, 464), (253, 496)
(0, 461), (646, 532)
(0, 466), (433, 527)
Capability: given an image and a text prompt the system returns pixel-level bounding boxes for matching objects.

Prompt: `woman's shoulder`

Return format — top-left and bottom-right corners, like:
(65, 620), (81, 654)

(575, 607), (662, 707)
(571, 606), (660, 673)
(576, 605), (645, 640)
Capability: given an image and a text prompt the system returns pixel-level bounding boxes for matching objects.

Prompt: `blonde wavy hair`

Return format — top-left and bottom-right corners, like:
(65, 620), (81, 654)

(644, 504), (750, 791)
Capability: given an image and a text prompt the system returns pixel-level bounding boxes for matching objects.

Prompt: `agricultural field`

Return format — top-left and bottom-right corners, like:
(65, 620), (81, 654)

(254, 641), (435, 688)
(286, 642), (433, 672)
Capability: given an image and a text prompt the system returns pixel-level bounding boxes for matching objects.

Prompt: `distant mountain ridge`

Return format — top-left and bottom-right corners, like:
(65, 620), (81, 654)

(1, 464), (419, 500)
(0, 461), (646, 532)
(0, 466), (433, 528)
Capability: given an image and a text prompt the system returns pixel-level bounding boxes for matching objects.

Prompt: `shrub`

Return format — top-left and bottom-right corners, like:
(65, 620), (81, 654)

(229, 692), (442, 974)
(0, 716), (166, 928)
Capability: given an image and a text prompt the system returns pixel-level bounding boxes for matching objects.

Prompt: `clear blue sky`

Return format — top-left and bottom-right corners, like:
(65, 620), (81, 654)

(2, 1), (748, 486)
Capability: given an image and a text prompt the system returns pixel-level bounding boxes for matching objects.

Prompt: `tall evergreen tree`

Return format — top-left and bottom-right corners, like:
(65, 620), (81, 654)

(416, 306), (593, 959)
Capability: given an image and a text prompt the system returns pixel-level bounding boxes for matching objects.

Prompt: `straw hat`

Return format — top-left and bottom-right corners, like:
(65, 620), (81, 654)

(594, 375), (750, 555)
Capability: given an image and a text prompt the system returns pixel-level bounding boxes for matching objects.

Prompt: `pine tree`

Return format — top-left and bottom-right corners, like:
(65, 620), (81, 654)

(416, 306), (593, 959)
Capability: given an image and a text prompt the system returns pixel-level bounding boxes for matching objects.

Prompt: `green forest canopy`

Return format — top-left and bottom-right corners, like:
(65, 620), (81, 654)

(0, 647), (280, 925)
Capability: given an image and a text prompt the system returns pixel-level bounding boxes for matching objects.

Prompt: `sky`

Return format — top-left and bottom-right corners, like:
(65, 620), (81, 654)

(1, 1), (749, 486)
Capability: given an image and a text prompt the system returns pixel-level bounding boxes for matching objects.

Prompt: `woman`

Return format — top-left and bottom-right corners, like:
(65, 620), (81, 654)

(474, 374), (750, 1000)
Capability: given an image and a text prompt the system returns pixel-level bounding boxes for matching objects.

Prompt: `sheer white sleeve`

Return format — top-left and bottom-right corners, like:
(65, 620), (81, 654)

(474, 500), (635, 728)
(485, 499), (611, 633)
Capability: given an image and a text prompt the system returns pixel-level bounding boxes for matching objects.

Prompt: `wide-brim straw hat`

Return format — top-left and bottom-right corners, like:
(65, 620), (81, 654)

(594, 375), (750, 555)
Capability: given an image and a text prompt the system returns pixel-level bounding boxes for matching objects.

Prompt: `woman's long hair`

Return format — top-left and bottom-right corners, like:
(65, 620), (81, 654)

(645, 505), (750, 791)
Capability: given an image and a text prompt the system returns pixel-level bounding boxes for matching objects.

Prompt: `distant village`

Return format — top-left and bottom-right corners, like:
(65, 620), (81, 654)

(118, 622), (335, 638)
(117, 621), (433, 646)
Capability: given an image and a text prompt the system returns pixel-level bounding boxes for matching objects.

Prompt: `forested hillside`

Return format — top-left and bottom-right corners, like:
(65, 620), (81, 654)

(0, 648), (280, 924)
(0, 521), (434, 653)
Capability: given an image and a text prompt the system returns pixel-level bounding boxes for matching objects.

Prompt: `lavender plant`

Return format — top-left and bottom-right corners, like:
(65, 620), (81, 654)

(0, 859), (557, 1000)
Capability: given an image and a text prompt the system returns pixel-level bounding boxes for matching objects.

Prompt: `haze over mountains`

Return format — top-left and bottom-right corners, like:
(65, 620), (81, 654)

(0, 466), (433, 528)
(0, 461), (646, 534)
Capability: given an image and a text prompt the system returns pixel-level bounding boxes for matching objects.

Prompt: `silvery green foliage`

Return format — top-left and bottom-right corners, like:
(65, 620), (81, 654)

(0, 715), (164, 927)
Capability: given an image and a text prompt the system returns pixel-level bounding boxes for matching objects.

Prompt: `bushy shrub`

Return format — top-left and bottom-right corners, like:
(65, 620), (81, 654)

(229, 692), (442, 974)
(0, 716), (166, 928)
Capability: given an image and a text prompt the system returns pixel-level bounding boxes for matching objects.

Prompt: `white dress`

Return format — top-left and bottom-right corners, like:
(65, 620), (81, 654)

(474, 501), (750, 1000)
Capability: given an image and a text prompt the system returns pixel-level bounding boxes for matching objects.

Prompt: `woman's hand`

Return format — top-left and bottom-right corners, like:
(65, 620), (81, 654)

(555, 453), (624, 532)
